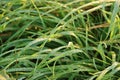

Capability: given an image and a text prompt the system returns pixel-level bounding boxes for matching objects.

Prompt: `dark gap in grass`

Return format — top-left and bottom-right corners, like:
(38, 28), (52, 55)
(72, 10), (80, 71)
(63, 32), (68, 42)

(114, 71), (120, 79)
(45, 42), (62, 49)
(59, 36), (75, 43)
(89, 12), (106, 25)
(10, 4), (23, 11)
(90, 28), (109, 41)
(1, 46), (15, 56)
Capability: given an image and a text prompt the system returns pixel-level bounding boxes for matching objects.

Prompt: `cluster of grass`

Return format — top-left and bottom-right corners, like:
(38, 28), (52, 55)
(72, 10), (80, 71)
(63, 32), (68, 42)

(0, 0), (120, 80)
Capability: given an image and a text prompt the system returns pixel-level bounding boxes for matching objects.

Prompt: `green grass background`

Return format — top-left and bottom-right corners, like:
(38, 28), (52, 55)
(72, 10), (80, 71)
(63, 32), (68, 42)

(0, 0), (120, 80)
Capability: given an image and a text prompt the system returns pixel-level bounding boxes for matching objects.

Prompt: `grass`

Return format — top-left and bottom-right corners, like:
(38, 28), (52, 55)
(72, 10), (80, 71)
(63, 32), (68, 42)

(0, 0), (120, 80)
